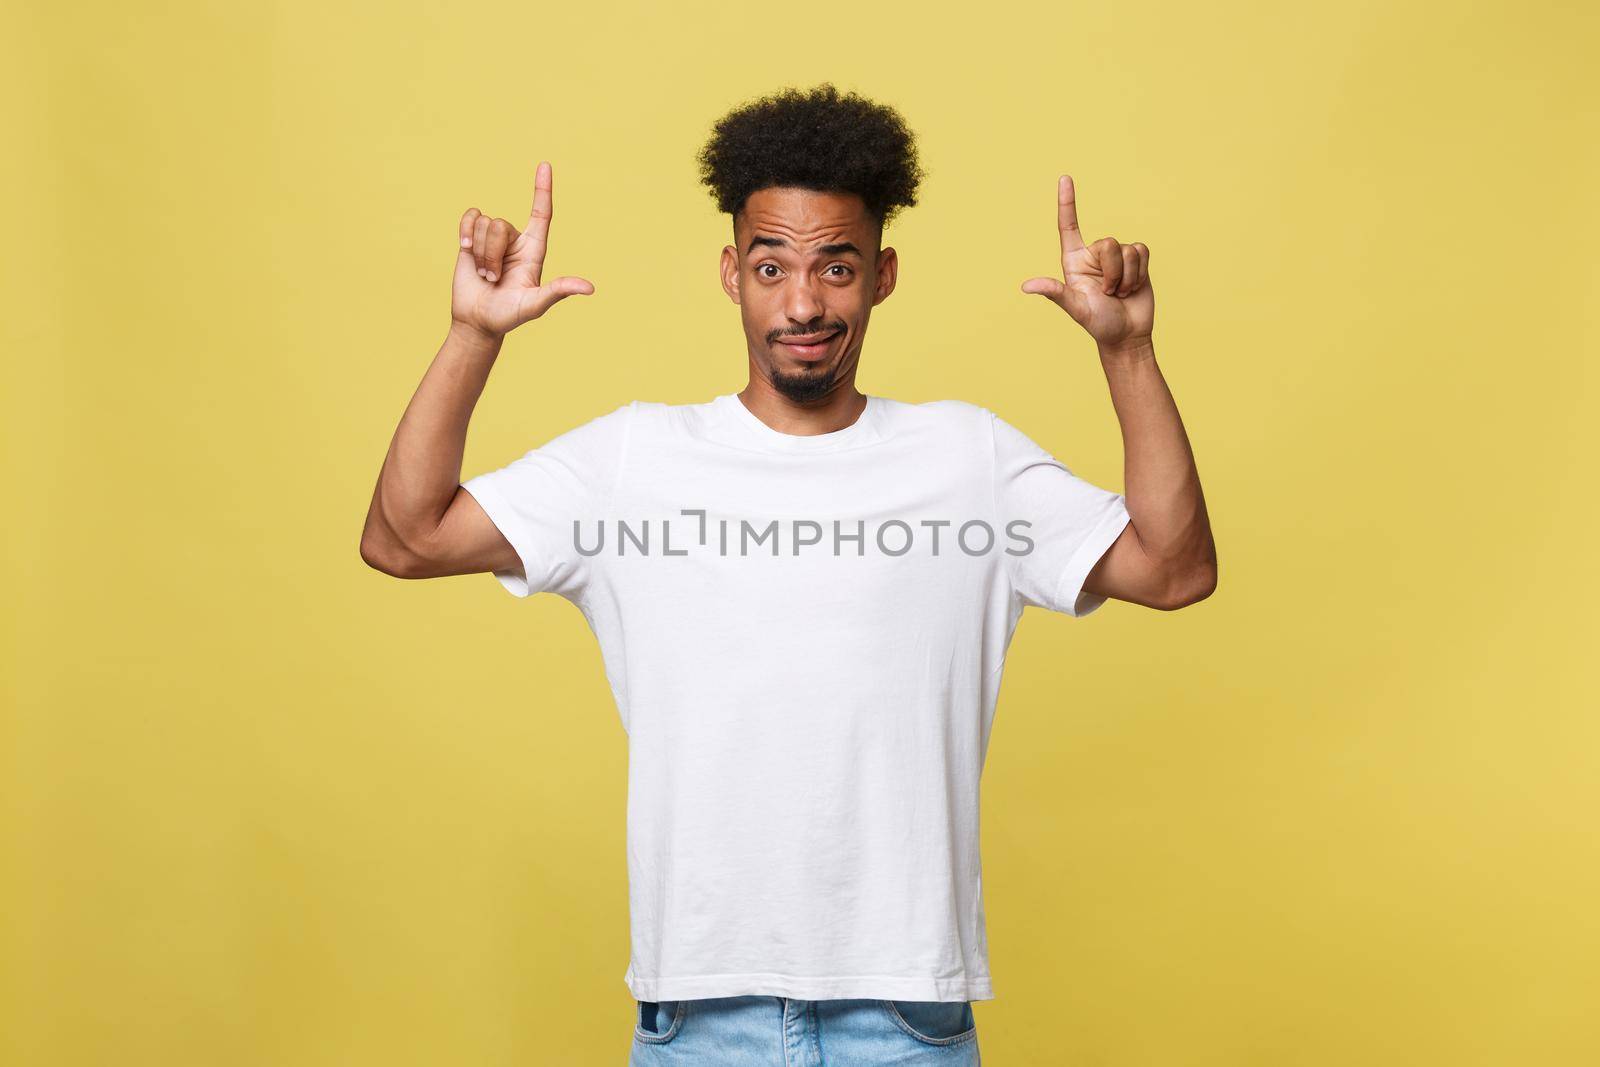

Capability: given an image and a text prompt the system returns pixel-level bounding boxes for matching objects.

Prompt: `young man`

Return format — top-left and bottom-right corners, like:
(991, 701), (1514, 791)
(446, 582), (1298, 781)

(360, 83), (1216, 1065)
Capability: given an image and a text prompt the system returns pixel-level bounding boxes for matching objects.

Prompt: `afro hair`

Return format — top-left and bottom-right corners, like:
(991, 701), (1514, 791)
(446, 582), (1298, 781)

(696, 83), (926, 233)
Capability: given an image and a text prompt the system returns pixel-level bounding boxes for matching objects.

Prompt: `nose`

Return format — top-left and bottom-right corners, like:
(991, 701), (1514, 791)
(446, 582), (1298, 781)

(783, 273), (825, 327)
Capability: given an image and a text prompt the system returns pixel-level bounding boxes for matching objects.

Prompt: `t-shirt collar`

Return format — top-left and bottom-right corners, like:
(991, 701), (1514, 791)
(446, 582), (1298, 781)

(711, 392), (886, 454)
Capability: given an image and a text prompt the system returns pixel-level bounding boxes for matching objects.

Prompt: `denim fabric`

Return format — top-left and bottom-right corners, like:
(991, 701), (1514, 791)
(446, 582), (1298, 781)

(629, 995), (980, 1065)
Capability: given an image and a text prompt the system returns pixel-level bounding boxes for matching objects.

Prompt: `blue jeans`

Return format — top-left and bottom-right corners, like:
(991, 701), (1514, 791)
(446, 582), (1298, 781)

(629, 995), (980, 1065)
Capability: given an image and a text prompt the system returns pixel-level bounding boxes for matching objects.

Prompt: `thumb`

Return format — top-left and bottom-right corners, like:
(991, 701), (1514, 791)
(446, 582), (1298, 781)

(546, 276), (596, 300)
(1020, 277), (1065, 302)
(455, 243), (483, 288)
(517, 276), (596, 323)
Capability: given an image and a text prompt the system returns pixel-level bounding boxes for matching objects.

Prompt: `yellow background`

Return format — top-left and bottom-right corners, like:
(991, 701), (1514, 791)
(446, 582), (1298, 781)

(5, 1), (1596, 1063)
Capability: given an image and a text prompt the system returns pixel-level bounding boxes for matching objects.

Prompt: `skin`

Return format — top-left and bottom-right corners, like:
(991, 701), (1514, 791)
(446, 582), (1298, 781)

(359, 163), (1215, 612)
(717, 186), (895, 435)
(1018, 174), (1215, 609)
(357, 161), (589, 582)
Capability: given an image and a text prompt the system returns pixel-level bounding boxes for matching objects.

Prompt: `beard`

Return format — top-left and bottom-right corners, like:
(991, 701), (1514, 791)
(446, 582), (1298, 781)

(768, 361), (839, 404)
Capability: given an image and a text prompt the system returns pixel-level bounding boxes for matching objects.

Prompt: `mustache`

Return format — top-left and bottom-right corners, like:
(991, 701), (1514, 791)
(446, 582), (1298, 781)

(768, 323), (846, 344)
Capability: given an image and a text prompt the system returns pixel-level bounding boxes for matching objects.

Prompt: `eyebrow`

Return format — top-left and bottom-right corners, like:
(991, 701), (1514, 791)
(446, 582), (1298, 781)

(746, 235), (863, 257)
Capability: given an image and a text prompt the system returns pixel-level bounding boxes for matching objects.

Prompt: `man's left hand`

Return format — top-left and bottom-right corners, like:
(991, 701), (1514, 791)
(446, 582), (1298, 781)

(1021, 174), (1153, 351)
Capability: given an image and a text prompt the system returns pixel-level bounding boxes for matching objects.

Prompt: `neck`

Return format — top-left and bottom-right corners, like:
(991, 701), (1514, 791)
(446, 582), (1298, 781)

(736, 376), (867, 437)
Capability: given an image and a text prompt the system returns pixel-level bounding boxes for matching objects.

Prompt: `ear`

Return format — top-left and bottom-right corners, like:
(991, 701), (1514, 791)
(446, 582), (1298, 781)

(872, 246), (898, 306)
(719, 244), (741, 305)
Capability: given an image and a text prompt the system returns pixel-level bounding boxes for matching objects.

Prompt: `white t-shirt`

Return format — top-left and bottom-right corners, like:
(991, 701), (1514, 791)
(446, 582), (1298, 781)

(461, 392), (1131, 1003)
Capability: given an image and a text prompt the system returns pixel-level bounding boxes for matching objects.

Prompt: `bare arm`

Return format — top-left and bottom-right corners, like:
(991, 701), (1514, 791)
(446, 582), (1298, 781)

(359, 323), (518, 579)
(359, 160), (596, 581)
(1084, 337), (1216, 611)
(1020, 173), (1217, 611)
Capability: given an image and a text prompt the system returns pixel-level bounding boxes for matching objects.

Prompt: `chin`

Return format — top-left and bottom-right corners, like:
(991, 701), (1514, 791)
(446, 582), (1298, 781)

(770, 365), (839, 404)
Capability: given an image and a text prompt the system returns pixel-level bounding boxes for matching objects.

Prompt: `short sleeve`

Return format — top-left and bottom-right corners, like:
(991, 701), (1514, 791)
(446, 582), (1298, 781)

(460, 401), (635, 601)
(990, 409), (1132, 617)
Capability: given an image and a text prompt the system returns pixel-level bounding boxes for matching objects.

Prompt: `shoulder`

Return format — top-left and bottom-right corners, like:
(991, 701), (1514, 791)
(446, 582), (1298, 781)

(565, 399), (636, 434)
(876, 395), (993, 432)
(878, 396), (989, 418)
(621, 396), (711, 441)
(884, 399), (1060, 468)
(528, 400), (637, 460)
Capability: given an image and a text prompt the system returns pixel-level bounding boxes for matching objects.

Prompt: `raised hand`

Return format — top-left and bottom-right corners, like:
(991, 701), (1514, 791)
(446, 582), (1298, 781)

(1020, 174), (1153, 350)
(451, 161), (595, 339)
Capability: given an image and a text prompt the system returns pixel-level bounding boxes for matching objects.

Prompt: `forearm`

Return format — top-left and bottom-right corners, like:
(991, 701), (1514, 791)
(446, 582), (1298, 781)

(1097, 337), (1216, 591)
(362, 322), (504, 555)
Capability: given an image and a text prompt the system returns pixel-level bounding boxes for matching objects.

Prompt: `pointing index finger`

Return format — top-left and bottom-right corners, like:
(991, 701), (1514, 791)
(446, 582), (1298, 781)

(524, 160), (553, 280)
(1057, 174), (1085, 253)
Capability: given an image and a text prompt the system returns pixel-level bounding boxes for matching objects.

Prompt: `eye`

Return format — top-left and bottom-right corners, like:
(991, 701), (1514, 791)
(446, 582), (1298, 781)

(826, 264), (852, 277)
(757, 263), (781, 278)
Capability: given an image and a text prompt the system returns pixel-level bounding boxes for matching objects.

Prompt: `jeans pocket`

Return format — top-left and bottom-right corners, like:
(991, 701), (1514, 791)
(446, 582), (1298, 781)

(881, 999), (978, 1045)
(633, 999), (686, 1044)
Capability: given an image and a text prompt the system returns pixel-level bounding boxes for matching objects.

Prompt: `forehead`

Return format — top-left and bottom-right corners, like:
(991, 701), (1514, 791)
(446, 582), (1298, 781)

(736, 186), (875, 248)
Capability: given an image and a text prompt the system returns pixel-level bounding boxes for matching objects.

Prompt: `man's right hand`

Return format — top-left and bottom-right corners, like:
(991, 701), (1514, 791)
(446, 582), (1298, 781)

(450, 160), (595, 339)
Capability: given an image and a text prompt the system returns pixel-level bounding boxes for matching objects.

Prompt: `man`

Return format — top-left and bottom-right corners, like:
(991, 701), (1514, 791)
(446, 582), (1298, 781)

(360, 83), (1216, 1065)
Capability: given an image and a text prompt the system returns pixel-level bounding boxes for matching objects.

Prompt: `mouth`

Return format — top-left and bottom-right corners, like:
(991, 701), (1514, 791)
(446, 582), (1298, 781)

(775, 329), (842, 360)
